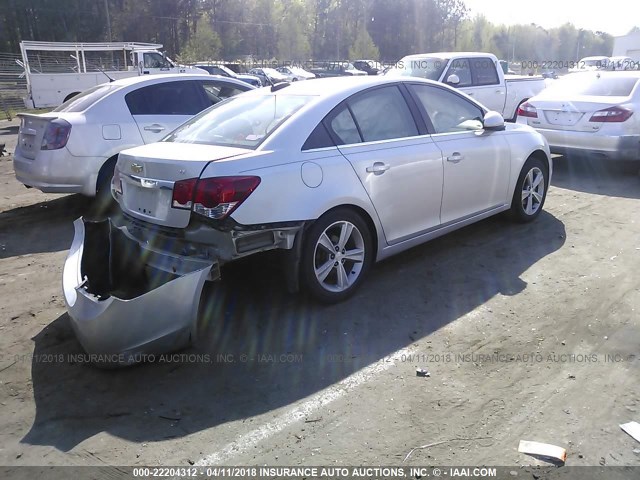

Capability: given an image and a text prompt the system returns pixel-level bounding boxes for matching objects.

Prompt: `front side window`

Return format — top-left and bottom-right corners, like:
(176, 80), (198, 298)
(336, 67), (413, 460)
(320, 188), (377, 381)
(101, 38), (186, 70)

(164, 94), (314, 149)
(200, 81), (249, 107)
(445, 58), (472, 87)
(410, 84), (484, 134)
(143, 52), (170, 69)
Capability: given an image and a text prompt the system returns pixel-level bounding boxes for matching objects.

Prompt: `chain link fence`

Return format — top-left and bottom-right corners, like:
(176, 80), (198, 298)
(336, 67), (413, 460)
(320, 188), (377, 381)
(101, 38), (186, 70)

(0, 53), (28, 120)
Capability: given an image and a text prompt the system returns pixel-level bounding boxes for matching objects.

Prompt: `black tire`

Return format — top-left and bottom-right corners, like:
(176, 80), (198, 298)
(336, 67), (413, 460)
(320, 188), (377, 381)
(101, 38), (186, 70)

(300, 208), (374, 303)
(509, 156), (548, 223)
(91, 157), (118, 217)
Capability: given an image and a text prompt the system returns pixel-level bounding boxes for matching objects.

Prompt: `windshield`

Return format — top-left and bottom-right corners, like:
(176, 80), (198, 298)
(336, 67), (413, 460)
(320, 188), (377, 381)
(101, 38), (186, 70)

(542, 74), (640, 97)
(385, 57), (447, 80)
(164, 94), (315, 149)
(53, 84), (119, 112)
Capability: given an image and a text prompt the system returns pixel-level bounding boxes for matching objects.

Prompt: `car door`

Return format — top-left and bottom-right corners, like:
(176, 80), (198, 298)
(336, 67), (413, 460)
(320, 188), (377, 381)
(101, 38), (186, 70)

(467, 57), (506, 113)
(326, 85), (444, 245)
(125, 80), (208, 144)
(407, 83), (511, 224)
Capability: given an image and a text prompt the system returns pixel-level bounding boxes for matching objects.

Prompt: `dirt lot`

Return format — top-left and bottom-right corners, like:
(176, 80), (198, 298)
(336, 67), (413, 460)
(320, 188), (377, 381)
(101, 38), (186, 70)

(0, 116), (639, 474)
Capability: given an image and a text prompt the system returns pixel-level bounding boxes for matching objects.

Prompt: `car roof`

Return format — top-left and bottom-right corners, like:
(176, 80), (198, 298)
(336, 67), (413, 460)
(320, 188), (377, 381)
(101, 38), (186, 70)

(241, 75), (444, 102)
(108, 73), (233, 88)
(400, 52), (496, 60)
(568, 71), (640, 79)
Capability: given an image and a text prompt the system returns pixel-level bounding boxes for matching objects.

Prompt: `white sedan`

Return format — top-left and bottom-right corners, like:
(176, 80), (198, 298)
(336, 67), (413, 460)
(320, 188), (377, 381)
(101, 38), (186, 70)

(276, 66), (316, 81)
(13, 74), (252, 199)
(517, 71), (640, 161)
(63, 76), (551, 362)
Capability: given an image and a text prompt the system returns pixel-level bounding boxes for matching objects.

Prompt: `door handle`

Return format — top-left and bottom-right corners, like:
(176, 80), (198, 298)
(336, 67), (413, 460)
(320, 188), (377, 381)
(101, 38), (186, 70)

(366, 162), (390, 175)
(496, 90), (504, 94)
(447, 153), (464, 163)
(143, 124), (165, 133)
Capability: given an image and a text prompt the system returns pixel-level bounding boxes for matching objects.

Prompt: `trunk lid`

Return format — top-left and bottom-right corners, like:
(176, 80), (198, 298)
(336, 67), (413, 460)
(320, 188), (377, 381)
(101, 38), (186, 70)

(16, 113), (58, 160)
(527, 97), (631, 132)
(116, 142), (252, 229)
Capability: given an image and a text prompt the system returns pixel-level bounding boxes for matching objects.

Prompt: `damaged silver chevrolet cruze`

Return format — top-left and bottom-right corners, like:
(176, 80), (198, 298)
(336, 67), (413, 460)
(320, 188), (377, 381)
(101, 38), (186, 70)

(63, 76), (552, 365)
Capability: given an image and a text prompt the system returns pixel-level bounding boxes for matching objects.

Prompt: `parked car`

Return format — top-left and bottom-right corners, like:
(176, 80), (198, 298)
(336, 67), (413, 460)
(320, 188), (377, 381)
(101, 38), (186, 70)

(248, 67), (289, 86)
(310, 61), (368, 77)
(386, 52), (549, 121)
(276, 66), (316, 81)
(516, 71), (640, 161)
(353, 60), (383, 75)
(608, 56), (638, 71)
(194, 63), (262, 87)
(63, 76), (551, 362)
(13, 74), (253, 199)
(570, 56), (610, 72)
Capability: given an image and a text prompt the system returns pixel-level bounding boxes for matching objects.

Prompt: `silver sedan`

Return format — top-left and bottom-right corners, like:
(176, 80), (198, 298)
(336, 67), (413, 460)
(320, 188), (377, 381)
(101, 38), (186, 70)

(517, 71), (640, 161)
(64, 76), (552, 363)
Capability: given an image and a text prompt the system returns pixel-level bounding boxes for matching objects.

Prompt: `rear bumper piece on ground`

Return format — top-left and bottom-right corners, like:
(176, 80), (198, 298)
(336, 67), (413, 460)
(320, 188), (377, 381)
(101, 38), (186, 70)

(62, 217), (215, 366)
(538, 130), (640, 161)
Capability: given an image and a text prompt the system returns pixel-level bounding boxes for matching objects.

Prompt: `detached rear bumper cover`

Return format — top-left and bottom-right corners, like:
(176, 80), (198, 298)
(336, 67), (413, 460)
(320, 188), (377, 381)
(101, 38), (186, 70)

(63, 218), (213, 364)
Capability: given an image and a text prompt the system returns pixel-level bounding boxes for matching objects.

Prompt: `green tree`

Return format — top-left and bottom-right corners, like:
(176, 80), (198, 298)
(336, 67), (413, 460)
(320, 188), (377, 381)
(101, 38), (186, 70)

(179, 13), (222, 62)
(349, 25), (379, 60)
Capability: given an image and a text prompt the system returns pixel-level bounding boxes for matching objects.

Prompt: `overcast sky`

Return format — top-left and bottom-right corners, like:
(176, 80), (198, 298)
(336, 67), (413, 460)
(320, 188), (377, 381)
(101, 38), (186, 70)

(463, 0), (640, 36)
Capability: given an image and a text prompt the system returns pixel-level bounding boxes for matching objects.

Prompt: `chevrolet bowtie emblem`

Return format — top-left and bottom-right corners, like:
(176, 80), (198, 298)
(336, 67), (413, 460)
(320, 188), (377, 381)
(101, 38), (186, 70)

(131, 163), (143, 173)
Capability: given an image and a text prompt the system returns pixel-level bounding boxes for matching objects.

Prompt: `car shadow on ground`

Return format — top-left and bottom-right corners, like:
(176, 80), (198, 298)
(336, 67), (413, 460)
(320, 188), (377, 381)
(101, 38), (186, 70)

(0, 195), (115, 259)
(23, 211), (566, 452)
(0, 125), (19, 136)
(551, 155), (640, 199)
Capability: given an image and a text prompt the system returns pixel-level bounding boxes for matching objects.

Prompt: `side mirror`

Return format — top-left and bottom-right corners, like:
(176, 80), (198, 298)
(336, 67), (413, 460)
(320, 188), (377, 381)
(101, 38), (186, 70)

(483, 111), (505, 130)
(446, 74), (460, 85)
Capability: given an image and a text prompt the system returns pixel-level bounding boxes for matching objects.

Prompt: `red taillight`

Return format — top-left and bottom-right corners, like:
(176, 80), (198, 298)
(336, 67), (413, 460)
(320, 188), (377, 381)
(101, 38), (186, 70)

(172, 176), (261, 220)
(172, 178), (198, 209)
(517, 102), (538, 118)
(41, 119), (72, 150)
(589, 106), (633, 123)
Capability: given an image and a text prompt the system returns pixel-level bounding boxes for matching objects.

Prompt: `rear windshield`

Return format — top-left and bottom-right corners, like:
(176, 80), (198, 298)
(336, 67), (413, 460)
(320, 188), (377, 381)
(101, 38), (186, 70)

(545, 74), (640, 97)
(53, 84), (119, 112)
(164, 94), (315, 149)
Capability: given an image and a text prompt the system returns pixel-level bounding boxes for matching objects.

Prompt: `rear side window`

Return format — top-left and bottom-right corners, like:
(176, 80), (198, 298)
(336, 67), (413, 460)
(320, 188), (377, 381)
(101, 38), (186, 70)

(125, 80), (205, 115)
(53, 84), (119, 112)
(471, 57), (499, 86)
(348, 86), (418, 142)
(303, 123), (335, 150)
(330, 108), (361, 145)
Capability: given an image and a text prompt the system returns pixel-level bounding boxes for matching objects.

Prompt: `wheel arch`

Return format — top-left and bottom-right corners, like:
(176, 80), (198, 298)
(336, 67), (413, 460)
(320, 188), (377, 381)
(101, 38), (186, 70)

(95, 153), (120, 193)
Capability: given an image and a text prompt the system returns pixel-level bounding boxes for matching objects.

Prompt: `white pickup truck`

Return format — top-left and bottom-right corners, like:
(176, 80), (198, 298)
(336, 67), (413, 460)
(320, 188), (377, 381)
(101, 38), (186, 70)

(387, 52), (549, 121)
(19, 41), (208, 108)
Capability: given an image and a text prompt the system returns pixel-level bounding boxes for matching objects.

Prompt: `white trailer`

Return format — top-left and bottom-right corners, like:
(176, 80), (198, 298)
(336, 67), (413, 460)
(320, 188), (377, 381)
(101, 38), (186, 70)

(19, 41), (207, 108)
